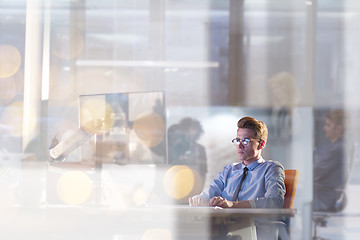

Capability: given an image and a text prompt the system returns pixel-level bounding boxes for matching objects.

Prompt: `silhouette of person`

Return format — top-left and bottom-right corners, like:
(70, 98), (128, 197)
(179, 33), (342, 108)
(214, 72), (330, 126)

(268, 71), (301, 141)
(313, 109), (347, 211)
(167, 118), (207, 179)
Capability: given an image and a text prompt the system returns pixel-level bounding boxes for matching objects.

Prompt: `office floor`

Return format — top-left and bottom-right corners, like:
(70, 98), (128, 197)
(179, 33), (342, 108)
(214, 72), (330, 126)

(314, 216), (360, 240)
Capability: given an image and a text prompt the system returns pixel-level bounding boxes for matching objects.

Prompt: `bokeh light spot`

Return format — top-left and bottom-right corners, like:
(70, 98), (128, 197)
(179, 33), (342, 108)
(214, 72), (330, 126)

(48, 63), (76, 101)
(0, 101), (37, 137)
(133, 111), (165, 147)
(80, 99), (115, 135)
(141, 228), (172, 240)
(163, 165), (195, 200)
(56, 171), (93, 205)
(0, 44), (21, 78)
(133, 187), (149, 206)
(52, 27), (84, 59)
(0, 77), (17, 103)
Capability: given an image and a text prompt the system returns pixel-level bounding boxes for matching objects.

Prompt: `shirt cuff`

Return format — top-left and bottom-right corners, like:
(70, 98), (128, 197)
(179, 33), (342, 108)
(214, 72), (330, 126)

(249, 199), (256, 208)
(196, 192), (210, 202)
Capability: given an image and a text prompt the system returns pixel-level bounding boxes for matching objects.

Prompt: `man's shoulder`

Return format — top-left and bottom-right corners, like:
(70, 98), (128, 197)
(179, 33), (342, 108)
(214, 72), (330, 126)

(261, 159), (284, 169)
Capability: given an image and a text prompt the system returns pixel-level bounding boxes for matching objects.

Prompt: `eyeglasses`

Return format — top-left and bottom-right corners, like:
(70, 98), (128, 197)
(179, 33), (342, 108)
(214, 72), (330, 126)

(232, 138), (260, 146)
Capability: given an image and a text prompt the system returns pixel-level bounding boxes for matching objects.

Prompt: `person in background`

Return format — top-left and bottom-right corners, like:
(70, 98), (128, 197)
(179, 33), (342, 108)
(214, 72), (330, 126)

(189, 116), (285, 209)
(268, 71), (300, 141)
(168, 117), (207, 180)
(313, 109), (347, 211)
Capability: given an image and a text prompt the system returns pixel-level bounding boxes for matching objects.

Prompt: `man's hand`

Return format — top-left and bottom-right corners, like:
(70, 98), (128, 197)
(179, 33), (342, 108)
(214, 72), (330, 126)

(209, 196), (234, 208)
(189, 196), (209, 207)
(209, 197), (252, 208)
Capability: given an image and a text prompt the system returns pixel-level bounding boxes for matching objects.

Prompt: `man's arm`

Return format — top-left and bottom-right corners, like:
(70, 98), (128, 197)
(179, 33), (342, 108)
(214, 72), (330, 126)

(250, 163), (285, 208)
(189, 165), (231, 207)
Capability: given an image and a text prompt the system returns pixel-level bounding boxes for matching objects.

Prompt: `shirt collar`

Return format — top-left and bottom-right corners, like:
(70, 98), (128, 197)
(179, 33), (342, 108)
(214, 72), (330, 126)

(241, 157), (265, 171)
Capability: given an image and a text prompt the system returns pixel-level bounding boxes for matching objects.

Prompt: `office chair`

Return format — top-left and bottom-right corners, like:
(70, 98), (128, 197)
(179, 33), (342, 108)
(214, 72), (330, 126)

(258, 169), (299, 240)
(277, 169), (299, 240)
(227, 169), (299, 240)
(312, 143), (359, 240)
(283, 169), (299, 209)
(312, 191), (347, 240)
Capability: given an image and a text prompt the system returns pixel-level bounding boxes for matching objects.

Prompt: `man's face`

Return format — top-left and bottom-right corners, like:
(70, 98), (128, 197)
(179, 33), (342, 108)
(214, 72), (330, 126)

(236, 128), (263, 164)
(323, 118), (341, 142)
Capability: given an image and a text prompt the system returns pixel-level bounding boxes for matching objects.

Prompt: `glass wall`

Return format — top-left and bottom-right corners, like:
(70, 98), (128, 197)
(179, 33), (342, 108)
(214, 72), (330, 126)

(0, 0), (360, 239)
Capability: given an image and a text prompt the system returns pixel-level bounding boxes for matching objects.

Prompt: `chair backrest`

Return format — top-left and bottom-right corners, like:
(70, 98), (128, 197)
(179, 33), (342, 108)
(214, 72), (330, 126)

(283, 169), (299, 209)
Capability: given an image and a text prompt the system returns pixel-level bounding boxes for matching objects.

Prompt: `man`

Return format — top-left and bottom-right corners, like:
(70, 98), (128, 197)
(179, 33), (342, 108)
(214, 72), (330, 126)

(313, 109), (347, 211)
(189, 116), (285, 209)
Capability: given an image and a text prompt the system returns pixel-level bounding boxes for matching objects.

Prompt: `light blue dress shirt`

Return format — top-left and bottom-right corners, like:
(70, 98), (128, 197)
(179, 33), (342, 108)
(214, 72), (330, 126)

(197, 157), (286, 208)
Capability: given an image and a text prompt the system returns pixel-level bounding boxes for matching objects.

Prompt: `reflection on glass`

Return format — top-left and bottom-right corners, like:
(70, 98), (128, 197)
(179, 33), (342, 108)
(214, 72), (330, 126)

(0, 70), (23, 106)
(80, 98), (115, 135)
(313, 109), (347, 212)
(0, 44), (21, 78)
(268, 71), (300, 140)
(78, 92), (166, 164)
(133, 111), (165, 147)
(167, 117), (207, 181)
(163, 165), (195, 200)
(141, 228), (172, 240)
(0, 101), (37, 137)
(49, 62), (76, 101)
(133, 186), (149, 206)
(52, 27), (85, 59)
(56, 170), (93, 205)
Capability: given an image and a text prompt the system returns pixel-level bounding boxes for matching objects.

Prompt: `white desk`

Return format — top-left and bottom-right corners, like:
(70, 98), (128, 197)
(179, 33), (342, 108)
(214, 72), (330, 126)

(3, 162), (296, 239)
(0, 205), (295, 240)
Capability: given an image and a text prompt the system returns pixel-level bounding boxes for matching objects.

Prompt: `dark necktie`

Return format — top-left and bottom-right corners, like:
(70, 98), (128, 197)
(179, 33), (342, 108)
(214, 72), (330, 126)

(232, 167), (249, 201)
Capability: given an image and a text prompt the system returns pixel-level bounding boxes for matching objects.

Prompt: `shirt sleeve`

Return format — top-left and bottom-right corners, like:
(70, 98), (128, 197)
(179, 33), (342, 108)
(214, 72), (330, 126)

(195, 165), (230, 202)
(252, 163), (286, 208)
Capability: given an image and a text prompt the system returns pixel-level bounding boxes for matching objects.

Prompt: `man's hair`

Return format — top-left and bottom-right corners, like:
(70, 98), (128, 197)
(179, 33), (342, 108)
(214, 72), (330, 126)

(237, 116), (268, 142)
(326, 109), (346, 128)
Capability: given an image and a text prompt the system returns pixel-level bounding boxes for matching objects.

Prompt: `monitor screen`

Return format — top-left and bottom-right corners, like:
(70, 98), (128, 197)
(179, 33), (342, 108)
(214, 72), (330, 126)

(79, 91), (166, 165)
